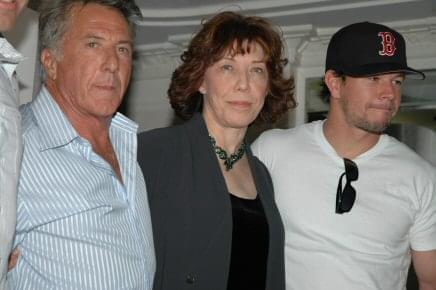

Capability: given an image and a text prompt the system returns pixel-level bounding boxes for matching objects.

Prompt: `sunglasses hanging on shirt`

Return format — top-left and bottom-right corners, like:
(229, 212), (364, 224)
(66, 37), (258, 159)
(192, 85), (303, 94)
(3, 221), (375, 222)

(336, 158), (359, 214)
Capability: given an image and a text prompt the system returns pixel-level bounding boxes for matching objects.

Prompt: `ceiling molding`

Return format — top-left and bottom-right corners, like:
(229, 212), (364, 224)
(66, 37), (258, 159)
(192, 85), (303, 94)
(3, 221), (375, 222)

(137, 0), (420, 26)
(133, 15), (436, 78)
(297, 16), (436, 69)
(139, 0), (325, 18)
(132, 1), (436, 79)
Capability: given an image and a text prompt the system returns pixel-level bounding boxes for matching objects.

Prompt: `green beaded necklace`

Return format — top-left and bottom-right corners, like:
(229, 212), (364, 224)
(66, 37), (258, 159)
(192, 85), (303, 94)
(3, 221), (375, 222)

(209, 135), (246, 171)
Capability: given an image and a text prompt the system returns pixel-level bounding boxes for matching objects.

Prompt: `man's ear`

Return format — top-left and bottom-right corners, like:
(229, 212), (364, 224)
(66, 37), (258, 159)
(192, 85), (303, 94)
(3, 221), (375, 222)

(324, 70), (343, 100)
(41, 48), (58, 80)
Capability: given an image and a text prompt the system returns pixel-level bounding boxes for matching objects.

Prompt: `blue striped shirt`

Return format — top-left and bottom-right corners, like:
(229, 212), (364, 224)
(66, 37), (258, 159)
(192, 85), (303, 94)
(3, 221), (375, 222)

(8, 86), (155, 290)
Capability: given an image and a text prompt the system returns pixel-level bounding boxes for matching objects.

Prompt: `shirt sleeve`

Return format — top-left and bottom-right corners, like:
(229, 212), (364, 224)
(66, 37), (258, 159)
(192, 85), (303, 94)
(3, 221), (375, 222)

(409, 168), (436, 251)
(252, 130), (283, 173)
(251, 132), (271, 170)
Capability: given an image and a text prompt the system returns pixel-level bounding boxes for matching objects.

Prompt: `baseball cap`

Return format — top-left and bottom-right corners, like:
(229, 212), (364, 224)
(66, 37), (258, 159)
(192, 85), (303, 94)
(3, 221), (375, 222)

(325, 21), (425, 79)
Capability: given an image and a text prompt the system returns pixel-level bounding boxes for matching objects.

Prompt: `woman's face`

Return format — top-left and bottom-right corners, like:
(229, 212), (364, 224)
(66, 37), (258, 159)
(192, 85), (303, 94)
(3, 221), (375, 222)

(200, 42), (269, 130)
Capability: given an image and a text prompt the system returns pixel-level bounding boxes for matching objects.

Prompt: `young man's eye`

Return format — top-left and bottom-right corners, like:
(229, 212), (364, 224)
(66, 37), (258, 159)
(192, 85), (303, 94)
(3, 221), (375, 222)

(393, 79), (403, 86)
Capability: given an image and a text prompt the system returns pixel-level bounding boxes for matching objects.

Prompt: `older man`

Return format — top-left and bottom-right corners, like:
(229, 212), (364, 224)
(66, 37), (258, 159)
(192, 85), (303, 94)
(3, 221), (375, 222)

(0, 0), (28, 288)
(8, 1), (155, 289)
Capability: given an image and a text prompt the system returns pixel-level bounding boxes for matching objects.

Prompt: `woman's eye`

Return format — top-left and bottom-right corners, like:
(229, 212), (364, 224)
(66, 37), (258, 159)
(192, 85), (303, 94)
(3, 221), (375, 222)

(221, 64), (233, 71)
(252, 67), (265, 74)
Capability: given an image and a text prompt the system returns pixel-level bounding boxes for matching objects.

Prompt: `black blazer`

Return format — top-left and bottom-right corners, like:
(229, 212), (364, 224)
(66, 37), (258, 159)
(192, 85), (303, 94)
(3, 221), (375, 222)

(138, 114), (285, 290)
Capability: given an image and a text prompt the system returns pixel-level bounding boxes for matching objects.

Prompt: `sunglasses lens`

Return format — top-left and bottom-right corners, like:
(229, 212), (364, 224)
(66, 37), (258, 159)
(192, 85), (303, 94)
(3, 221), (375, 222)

(340, 184), (356, 212)
(336, 158), (359, 214)
(344, 158), (358, 181)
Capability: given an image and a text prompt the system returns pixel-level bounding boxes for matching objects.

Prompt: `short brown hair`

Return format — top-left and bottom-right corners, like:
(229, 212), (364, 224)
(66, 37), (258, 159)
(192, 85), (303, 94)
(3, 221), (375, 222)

(168, 11), (295, 124)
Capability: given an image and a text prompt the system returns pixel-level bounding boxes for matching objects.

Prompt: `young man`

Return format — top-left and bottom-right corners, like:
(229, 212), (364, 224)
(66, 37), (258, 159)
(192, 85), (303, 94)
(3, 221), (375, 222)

(0, 0), (28, 288)
(253, 22), (436, 290)
(8, 1), (155, 289)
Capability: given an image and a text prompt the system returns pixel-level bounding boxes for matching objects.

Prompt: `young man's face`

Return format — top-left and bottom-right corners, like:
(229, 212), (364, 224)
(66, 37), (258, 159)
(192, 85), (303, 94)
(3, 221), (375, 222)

(0, 0), (28, 32)
(337, 73), (404, 133)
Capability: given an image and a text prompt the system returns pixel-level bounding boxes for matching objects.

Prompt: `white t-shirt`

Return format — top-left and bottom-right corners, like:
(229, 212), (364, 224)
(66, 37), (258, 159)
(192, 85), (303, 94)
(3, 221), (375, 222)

(252, 120), (436, 290)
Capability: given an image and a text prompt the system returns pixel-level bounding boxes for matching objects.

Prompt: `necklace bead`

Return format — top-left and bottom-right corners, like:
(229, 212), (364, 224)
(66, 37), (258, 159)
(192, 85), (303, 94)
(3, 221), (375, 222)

(209, 135), (246, 171)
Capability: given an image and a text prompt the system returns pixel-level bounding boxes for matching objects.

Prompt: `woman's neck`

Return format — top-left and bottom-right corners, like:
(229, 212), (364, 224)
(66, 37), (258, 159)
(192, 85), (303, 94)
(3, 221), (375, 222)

(203, 114), (247, 153)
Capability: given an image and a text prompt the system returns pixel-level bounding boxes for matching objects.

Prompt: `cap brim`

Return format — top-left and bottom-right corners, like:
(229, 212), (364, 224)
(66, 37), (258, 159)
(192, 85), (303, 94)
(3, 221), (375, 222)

(331, 63), (426, 80)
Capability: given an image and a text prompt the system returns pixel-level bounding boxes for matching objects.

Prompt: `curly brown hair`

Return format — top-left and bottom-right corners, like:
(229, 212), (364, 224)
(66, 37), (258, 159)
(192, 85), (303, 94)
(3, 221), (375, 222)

(168, 11), (296, 124)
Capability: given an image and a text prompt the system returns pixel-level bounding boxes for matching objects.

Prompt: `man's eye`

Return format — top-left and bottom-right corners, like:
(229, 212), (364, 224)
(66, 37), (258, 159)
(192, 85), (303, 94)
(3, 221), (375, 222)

(118, 47), (130, 54)
(87, 42), (98, 48)
(393, 79), (403, 86)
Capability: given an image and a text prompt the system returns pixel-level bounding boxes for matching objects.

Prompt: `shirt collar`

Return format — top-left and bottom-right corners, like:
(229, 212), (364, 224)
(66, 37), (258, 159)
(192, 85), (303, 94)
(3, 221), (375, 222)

(32, 86), (80, 150)
(32, 86), (138, 150)
(0, 37), (25, 64)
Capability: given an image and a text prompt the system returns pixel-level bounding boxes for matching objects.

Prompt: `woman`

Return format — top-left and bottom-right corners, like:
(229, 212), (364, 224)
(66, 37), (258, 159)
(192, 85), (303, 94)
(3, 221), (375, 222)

(138, 11), (295, 290)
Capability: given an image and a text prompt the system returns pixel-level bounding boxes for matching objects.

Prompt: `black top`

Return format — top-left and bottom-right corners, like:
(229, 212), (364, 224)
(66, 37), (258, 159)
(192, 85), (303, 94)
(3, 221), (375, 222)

(227, 194), (269, 290)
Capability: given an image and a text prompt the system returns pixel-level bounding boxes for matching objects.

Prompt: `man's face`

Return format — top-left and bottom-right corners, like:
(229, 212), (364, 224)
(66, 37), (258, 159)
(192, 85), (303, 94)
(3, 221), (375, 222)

(42, 3), (133, 122)
(337, 73), (403, 133)
(0, 0), (28, 32)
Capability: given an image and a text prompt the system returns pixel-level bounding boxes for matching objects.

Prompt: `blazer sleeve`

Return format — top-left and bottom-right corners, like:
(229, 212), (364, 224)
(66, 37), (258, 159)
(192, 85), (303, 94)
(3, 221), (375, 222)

(137, 128), (176, 200)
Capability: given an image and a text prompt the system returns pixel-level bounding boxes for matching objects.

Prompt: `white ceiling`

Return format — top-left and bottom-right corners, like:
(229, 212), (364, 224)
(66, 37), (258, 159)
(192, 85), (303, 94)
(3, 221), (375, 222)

(133, 0), (436, 104)
(133, 0), (436, 46)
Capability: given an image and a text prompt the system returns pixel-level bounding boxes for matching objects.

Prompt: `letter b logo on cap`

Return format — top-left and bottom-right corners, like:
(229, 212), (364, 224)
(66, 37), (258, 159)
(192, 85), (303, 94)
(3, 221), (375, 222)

(378, 32), (396, 56)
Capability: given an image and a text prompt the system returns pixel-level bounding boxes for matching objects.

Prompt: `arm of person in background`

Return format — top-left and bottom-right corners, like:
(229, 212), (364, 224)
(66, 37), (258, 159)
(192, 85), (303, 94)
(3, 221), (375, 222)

(8, 249), (20, 271)
(412, 250), (436, 290)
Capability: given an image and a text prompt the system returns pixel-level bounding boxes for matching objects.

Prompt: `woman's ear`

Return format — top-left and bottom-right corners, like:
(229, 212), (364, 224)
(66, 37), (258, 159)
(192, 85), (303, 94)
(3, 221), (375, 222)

(198, 77), (207, 95)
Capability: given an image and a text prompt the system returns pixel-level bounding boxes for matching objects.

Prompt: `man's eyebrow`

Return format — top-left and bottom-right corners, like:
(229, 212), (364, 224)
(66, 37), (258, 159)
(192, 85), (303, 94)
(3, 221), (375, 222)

(118, 40), (134, 46)
(82, 34), (133, 46)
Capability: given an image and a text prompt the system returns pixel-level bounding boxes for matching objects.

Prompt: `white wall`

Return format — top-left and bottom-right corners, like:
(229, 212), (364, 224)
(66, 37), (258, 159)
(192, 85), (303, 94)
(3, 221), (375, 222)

(127, 77), (174, 132)
(403, 125), (436, 166)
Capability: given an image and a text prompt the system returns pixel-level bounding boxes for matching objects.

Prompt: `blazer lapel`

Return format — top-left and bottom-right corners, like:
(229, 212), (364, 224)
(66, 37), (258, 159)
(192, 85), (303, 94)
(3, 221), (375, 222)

(182, 114), (233, 261)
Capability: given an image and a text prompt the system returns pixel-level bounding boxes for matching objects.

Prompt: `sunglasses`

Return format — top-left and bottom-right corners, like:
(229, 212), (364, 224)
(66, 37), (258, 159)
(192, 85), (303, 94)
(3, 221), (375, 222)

(336, 158), (359, 214)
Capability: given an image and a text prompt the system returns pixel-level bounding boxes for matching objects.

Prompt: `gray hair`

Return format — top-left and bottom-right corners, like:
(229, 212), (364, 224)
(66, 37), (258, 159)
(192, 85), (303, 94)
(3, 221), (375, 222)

(39, 0), (142, 55)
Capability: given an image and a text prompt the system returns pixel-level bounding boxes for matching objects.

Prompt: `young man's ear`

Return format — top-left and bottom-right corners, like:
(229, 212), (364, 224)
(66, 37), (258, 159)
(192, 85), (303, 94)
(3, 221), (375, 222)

(41, 48), (58, 81)
(324, 70), (344, 100)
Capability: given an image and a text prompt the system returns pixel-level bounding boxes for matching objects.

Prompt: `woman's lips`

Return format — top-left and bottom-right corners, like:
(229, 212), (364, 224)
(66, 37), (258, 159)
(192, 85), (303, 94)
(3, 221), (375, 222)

(0, 0), (18, 10)
(228, 101), (251, 109)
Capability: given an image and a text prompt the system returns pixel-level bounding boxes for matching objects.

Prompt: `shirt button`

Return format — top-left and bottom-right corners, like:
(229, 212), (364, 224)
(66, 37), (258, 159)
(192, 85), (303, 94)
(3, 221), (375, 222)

(185, 274), (196, 284)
